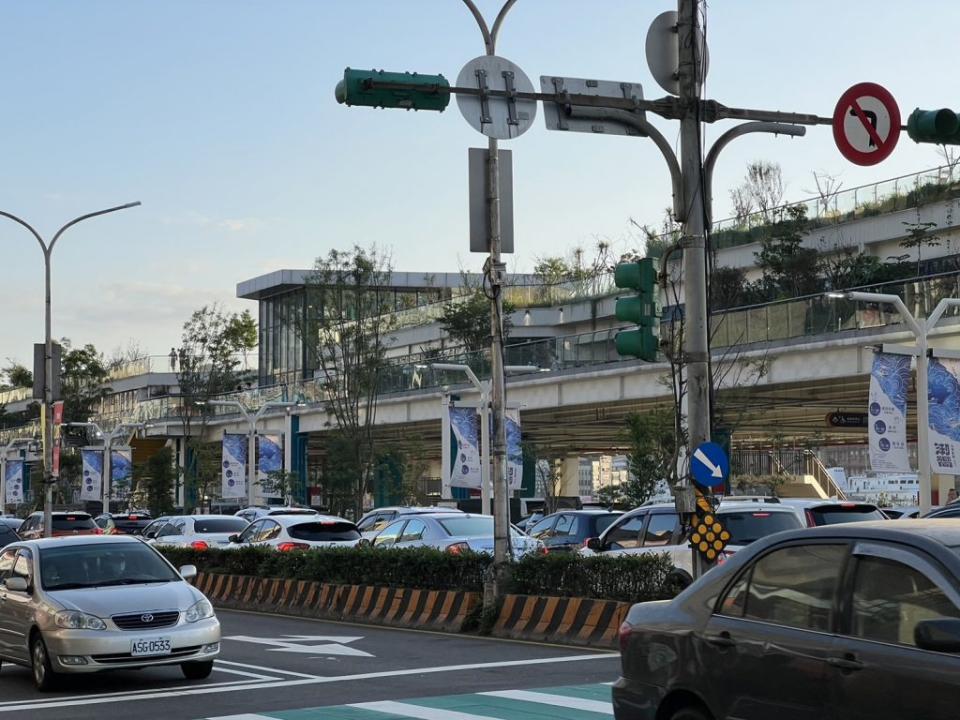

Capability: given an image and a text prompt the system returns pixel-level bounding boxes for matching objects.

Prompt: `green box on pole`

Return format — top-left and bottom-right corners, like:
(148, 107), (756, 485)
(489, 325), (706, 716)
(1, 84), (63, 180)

(613, 257), (661, 362)
(907, 108), (960, 145)
(335, 68), (450, 112)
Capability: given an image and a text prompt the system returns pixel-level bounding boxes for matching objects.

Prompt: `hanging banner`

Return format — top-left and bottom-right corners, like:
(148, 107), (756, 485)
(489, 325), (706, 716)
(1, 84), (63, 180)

(927, 357), (960, 475)
(448, 406), (482, 488)
(505, 408), (523, 491)
(868, 352), (912, 473)
(4, 461), (23, 505)
(110, 448), (133, 498)
(258, 434), (284, 497)
(222, 433), (247, 499)
(81, 449), (104, 502)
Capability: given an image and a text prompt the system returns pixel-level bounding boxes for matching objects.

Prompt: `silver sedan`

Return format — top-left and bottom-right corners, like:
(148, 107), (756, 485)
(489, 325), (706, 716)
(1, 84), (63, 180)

(0, 535), (220, 690)
(369, 513), (544, 557)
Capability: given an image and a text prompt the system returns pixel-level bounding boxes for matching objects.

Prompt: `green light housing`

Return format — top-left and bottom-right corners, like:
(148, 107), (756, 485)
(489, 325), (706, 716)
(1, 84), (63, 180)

(613, 257), (661, 362)
(907, 108), (960, 145)
(335, 68), (450, 112)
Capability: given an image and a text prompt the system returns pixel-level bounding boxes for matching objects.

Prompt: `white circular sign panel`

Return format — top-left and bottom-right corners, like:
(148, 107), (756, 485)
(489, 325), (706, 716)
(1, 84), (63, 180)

(645, 10), (709, 96)
(841, 95), (893, 154)
(456, 55), (537, 140)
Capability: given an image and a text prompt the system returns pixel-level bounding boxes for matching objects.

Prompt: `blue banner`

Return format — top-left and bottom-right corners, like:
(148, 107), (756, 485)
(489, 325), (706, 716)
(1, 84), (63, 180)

(928, 357), (960, 475)
(4, 461), (23, 505)
(222, 433), (247, 499)
(258, 434), (284, 497)
(110, 448), (133, 498)
(869, 352), (911, 473)
(81, 449), (104, 501)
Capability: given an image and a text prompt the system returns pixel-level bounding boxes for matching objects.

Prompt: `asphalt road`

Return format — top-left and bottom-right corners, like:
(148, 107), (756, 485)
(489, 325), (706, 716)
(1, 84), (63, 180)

(0, 609), (620, 720)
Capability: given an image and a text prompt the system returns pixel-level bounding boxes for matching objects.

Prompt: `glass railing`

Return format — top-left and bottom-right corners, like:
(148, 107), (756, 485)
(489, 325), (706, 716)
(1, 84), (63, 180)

(0, 387), (32, 405)
(107, 354), (258, 382)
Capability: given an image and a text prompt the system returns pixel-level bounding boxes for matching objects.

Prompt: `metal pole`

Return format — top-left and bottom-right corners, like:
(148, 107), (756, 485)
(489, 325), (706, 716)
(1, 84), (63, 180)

(43, 249), (54, 538)
(248, 412), (257, 508)
(917, 331), (932, 514)
(102, 434), (112, 514)
(480, 382), (491, 515)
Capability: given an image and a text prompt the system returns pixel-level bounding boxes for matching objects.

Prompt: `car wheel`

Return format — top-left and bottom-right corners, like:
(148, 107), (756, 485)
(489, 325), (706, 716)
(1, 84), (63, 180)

(670, 707), (711, 720)
(31, 634), (58, 691)
(181, 659), (214, 680)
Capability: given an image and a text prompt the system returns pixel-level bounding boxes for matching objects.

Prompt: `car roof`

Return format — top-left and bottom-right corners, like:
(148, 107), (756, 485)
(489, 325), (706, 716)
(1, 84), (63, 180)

(270, 514), (355, 527)
(14, 535), (142, 550)
(538, 509), (622, 517)
(778, 498), (879, 509)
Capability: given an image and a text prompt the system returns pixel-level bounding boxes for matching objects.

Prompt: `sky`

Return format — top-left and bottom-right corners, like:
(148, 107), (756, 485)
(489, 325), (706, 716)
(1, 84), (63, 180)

(1, 0), (959, 367)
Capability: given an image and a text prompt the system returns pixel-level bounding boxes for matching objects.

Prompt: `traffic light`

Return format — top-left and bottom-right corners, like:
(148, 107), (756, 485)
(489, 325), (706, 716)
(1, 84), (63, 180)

(335, 68), (450, 112)
(614, 258), (661, 362)
(907, 108), (960, 145)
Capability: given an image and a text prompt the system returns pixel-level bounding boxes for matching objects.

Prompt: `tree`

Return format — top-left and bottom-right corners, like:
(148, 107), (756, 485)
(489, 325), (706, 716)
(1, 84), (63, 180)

(258, 469), (301, 506)
(437, 290), (513, 353)
(136, 446), (177, 516)
(60, 342), (111, 424)
(620, 408), (677, 507)
(300, 246), (395, 518)
(223, 309), (258, 369)
(754, 205), (821, 299)
(3, 362), (32, 389)
(900, 217), (940, 276)
(710, 266), (749, 310)
(805, 171), (843, 218)
(734, 160), (785, 221)
(821, 246), (883, 291)
(106, 340), (148, 372)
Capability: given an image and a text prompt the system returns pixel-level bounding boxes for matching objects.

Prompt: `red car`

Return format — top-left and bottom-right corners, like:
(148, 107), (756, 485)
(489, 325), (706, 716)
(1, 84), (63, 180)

(18, 511), (101, 539)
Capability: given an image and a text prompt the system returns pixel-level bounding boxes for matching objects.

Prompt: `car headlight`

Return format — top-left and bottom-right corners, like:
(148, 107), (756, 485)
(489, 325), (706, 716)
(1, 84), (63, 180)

(185, 598), (215, 623)
(55, 610), (106, 631)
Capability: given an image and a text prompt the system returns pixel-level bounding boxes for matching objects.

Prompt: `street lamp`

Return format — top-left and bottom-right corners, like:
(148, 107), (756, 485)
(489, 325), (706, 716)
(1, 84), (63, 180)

(67, 422), (144, 513)
(202, 400), (300, 507)
(0, 201), (141, 537)
(837, 290), (960, 513)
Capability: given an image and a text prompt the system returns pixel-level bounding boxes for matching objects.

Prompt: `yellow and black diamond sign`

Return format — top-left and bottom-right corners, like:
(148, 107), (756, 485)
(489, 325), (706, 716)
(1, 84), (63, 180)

(690, 511), (731, 562)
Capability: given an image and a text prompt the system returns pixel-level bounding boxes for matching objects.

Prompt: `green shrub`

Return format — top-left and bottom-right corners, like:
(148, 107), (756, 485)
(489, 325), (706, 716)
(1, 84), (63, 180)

(508, 552), (674, 603)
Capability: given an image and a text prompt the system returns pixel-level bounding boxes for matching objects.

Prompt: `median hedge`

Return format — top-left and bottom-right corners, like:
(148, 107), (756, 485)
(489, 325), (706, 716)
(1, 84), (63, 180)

(159, 546), (674, 603)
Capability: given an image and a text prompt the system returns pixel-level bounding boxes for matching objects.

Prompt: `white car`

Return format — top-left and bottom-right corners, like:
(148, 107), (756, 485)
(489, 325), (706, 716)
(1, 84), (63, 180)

(148, 515), (251, 551)
(582, 500), (804, 586)
(234, 506), (319, 524)
(357, 506), (464, 540)
(226, 514), (362, 552)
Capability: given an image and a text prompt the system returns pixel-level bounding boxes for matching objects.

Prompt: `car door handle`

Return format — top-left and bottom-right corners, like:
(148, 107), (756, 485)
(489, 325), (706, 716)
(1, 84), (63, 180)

(704, 631), (736, 647)
(827, 654), (864, 672)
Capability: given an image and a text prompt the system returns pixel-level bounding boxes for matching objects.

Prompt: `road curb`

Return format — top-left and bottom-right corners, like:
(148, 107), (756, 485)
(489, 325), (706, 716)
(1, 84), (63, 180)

(492, 593), (630, 648)
(195, 572), (480, 632)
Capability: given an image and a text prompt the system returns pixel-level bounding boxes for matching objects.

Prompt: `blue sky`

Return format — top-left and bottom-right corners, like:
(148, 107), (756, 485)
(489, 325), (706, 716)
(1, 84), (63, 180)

(1, 0), (958, 365)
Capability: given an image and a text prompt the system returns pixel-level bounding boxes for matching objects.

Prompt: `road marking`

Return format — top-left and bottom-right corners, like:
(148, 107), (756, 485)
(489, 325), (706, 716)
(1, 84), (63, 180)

(207, 715), (277, 720)
(349, 701), (500, 720)
(481, 689), (614, 714)
(0, 653), (616, 713)
(214, 658), (321, 679)
(224, 634), (374, 657)
(207, 665), (280, 681)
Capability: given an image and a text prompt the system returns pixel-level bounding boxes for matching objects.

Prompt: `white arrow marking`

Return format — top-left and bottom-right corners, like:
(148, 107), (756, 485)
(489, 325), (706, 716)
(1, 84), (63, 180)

(693, 447), (724, 478)
(224, 635), (374, 657)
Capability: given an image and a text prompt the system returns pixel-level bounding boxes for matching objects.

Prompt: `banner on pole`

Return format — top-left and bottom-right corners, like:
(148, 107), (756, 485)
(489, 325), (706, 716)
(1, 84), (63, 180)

(257, 434), (284, 497)
(868, 352), (912, 473)
(111, 448), (133, 499)
(4, 461), (23, 505)
(927, 357), (960, 475)
(81, 449), (104, 502)
(448, 406), (482, 488)
(222, 433), (247, 499)
(505, 408), (523, 491)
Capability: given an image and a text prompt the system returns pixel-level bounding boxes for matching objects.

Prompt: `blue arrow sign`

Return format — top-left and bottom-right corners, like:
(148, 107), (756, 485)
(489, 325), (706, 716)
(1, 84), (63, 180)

(691, 441), (729, 492)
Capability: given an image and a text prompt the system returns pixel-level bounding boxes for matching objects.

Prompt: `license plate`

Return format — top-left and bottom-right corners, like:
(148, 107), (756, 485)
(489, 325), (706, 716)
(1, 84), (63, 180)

(131, 637), (172, 657)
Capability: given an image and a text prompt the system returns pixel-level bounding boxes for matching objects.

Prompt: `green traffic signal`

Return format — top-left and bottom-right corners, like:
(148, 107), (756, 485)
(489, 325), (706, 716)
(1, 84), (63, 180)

(907, 108), (960, 145)
(615, 328), (659, 362)
(335, 68), (450, 112)
(614, 258), (661, 361)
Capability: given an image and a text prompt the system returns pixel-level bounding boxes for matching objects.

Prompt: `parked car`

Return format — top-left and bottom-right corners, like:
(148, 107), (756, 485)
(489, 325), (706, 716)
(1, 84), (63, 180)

(227, 514), (361, 552)
(0, 517), (23, 533)
(781, 499), (888, 526)
(357, 505), (465, 539)
(368, 513), (543, 557)
(614, 520), (960, 720)
(583, 501), (803, 587)
(148, 515), (251, 550)
(882, 505), (934, 519)
(0, 522), (19, 549)
(923, 504), (960, 519)
(234, 505), (319, 524)
(515, 512), (544, 532)
(526, 509), (623, 553)
(0, 535), (220, 690)
(18, 511), (101, 540)
(140, 516), (172, 540)
(94, 511), (153, 535)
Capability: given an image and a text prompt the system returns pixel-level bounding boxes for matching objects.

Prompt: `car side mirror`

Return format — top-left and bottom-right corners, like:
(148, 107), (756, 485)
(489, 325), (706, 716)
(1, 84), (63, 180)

(356, 538), (371, 549)
(228, 534), (241, 543)
(915, 618), (960, 653)
(178, 564), (198, 581)
(4, 577), (28, 593)
(585, 537), (603, 552)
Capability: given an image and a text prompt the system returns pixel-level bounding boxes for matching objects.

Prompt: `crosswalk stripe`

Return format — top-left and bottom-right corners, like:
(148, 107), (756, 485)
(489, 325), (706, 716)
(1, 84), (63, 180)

(208, 715), (278, 720)
(348, 701), (502, 720)
(480, 689), (613, 714)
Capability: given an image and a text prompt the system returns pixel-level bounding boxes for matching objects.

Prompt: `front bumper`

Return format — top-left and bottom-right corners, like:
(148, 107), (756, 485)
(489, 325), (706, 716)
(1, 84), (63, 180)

(44, 617), (220, 673)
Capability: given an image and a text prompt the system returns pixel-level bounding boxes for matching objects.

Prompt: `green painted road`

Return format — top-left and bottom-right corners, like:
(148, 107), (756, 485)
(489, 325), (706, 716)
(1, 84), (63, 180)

(205, 683), (614, 719)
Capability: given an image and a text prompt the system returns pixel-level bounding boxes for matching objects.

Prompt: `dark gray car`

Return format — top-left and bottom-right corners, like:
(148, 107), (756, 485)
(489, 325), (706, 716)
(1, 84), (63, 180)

(614, 520), (960, 720)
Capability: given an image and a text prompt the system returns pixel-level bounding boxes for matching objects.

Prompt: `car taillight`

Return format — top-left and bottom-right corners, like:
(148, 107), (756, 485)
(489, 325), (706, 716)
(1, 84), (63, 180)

(751, 513), (770, 518)
(191, 540), (209, 551)
(805, 510), (817, 527)
(277, 542), (309, 552)
(618, 621), (632, 653)
(93, 528), (104, 535)
(582, 537), (595, 548)
(446, 542), (471, 555)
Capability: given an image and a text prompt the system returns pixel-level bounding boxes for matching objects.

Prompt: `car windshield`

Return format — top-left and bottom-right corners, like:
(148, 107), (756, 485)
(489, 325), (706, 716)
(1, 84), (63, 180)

(40, 543), (180, 590)
(721, 511), (802, 544)
(52, 515), (96, 531)
(595, 515), (620, 535)
(438, 517), (494, 537)
(809, 506), (887, 525)
(194, 518), (249, 533)
(288, 521), (361, 542)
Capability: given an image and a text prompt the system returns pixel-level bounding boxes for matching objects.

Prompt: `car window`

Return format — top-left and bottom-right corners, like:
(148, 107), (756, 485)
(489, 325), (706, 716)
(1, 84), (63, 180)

(721, 510), (803, 545)
(594, 514), (620, 536)
(373, 520), (405, 547)
(643, 513), (677, 547)
(743, 544), (847, 632)
(0, 548), (17, 579)
(12, 549), (32, 584)
(257, 520), (282, 542)
(527, 516), (555, 539)
(288, 521), (361, 542)
(0, 526), (18, 547)
(850, 555), (960, 647)
(554, 515), (575, 538)
(239, 520), (263, 543)
(605, 515), (646, 550)
(52, 514), (96, 532)
(158, 522), (182, 537)
(194, 518), (248, 534)
(399, 519), (426, 542)
(95, 517), (109, 529)
(806, 505), (887, 525)
(718, 571), (751, 617)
